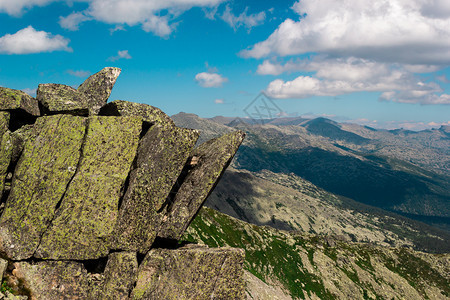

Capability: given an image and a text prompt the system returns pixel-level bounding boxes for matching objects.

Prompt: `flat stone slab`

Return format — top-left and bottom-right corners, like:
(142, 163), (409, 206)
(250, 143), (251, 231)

(37, 67), (121, 115)
(35, 116), (142, 260)
(101, 252), (138, 299)
(113, 124), (198, 253)
(99, 100), (175, 127)
(0, 87), (40, 116)
(0, 115), (86, 260)
(37, 84), (91, 114)
(77, 67), (121, 114)
(131, 244), (245, 300)
(13, 261), (97, 300)
(158, 131), (245, 240)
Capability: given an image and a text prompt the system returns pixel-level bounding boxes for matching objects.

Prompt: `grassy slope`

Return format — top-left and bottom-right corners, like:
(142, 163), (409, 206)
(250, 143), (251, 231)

(183, 207), (450, 299)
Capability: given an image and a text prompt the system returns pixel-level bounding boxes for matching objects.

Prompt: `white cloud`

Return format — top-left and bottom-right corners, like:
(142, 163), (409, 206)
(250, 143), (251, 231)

(108, 50), (132, 61)
(195, 72), (228, 88)
(264, 57), (450, 105)
(67, 69), (90, 77)
(346, 119), (450, 131)
(242, 0), (450, 65)
(141, 15), (173, 37)
(0, 26), (71, 54)
(214, 98), (224, 104)
(62, 0), (225, 36)
(0, 0), (55, 16)
(59, 12), (91, 31)
(221, 5), (266, 31)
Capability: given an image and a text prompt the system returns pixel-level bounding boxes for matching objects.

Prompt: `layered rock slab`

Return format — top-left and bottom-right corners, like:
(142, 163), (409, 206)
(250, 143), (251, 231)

(35, 116), (141, 260)
(77, 67), (121, 114)
(99, 100), (175, 127)
(37, 84), (91, 114)
(13, 261), (97, 300)
(0, 88), (40, 116)
(113, 124), (199, 253)
(37, 67), (120, 115)
(100, 252), (138, 299)
(0, 115), (86, 260)
(158, 130), (245, 240)
(131, 244), (245, 300)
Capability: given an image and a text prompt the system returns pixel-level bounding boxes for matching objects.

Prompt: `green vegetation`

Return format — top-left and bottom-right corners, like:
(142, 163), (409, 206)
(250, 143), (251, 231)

(184, 207), (450, 299)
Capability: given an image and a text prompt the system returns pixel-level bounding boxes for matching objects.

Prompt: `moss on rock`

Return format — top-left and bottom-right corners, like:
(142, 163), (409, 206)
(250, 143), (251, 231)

(13, 260), (95, 299)
(158, 130), (245, 240)
(0, 88), (40, 116)
(113, 124), (199, 253)
(37, 84), (90, 115)
(0, 115), (87, 260)
(99, 100), (175, 127)
(101, 252), (138, 299)
(35, 116), (141, 260)
(131, 244), (245, 300)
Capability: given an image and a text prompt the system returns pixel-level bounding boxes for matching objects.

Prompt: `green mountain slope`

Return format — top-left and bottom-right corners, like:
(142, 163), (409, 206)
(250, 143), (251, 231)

(184, 207), (450, 300)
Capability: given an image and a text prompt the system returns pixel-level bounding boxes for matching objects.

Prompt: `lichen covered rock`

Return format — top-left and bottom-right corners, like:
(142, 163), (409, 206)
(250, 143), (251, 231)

(158, 130), (245, 240)
(13, 261), (97, 300)
(0, 69), (246, 299)
(99, 100), (174, 127)
(35, 116), (142, 260)
(0, 130), (12, 200)
(37, 84), (90, 114)
(0, 112), (9, 136)
(132, 244), (245, 300)
(0, 115), (86, 260)
(101, 252), (138, 299)
(0, 88), (40, 116)
(114, 125), (199, 253)
(77, 67), (121, 115)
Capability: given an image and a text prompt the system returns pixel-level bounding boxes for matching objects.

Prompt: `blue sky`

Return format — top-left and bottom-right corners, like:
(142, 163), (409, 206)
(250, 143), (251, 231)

(0, 0), (449, 130)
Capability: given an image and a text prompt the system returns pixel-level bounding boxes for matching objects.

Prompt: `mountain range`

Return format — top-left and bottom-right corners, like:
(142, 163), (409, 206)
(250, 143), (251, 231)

(172, 113), (450, 250)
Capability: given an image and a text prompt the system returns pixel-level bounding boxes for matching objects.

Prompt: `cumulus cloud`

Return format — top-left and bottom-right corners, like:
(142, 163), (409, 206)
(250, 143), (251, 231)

(108, 50), (132, 61)
(264, 57), (450, 105)
(195, 72), (228, 87)
(214, 98), (224, 104)
(57, 0), (225, 37)
(242, 0), (450, 65)
(67, 69), (90, 77)
(221, 5), (266, 31)
(0, 0), (55, 16)
(0, 26), (71, 54)
(59, 12), (91, 31)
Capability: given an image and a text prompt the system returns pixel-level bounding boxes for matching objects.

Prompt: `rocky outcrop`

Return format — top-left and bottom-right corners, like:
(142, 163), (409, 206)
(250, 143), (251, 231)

(132, 244), (245, 300)
(0, 88), (39, 117)
(37, 67), (121, 115)
(0, 68), (245, 299)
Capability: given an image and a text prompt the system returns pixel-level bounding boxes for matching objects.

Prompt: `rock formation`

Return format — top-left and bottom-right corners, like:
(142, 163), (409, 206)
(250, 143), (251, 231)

(0, 68), (245, 299)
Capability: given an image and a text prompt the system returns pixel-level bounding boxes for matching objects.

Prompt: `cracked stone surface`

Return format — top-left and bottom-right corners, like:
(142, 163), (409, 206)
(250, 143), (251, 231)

(113, 124), (199, 253)
(158, 130), (245, 240)
(35, 116), (142, 260)
(0, 115), (87, 260)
